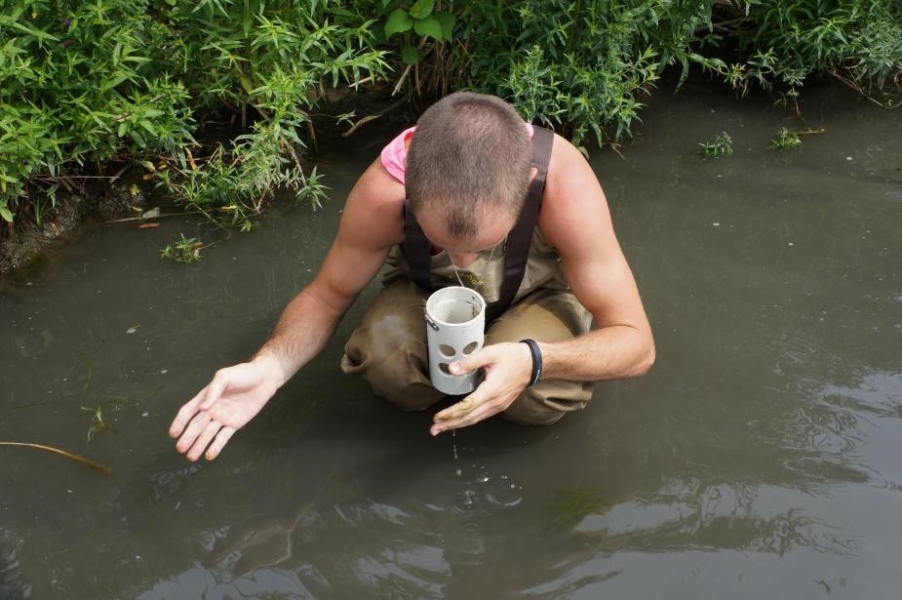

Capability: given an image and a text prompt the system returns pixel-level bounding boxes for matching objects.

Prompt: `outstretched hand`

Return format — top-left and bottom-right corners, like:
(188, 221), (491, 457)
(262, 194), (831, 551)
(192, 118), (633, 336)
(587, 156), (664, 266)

(169, 358), (282, 461)
(430, 341), (534, 436)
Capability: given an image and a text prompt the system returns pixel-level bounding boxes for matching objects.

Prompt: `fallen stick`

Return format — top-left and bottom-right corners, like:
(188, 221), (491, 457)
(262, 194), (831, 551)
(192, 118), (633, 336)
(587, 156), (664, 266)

(1, 441), (112, 475)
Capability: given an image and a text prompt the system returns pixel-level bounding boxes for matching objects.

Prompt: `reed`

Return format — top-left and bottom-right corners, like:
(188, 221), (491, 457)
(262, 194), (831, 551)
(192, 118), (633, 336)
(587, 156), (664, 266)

(0, 441), (112, 475)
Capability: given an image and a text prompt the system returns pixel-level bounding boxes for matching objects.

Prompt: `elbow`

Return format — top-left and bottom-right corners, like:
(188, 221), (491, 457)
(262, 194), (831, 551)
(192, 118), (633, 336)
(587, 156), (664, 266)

(639, 342), (656, 375)
(630, 335), (656, 377)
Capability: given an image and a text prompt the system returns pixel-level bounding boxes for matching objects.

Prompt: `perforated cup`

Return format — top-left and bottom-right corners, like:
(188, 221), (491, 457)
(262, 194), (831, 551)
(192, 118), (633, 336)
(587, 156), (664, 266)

(425, 286), (486, 394)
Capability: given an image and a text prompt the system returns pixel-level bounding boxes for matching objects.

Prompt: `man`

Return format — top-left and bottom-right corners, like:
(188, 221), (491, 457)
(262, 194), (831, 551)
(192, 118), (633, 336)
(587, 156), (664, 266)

(170, 92), (654, 462)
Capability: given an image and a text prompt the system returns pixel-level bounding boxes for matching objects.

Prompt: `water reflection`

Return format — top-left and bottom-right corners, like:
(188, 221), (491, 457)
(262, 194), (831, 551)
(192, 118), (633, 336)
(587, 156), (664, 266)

(0, 528), (32, 600)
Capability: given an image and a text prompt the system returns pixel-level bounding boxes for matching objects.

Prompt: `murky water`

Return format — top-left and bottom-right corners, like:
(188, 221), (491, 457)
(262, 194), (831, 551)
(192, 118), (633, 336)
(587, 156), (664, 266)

(2, 81), (900, 599)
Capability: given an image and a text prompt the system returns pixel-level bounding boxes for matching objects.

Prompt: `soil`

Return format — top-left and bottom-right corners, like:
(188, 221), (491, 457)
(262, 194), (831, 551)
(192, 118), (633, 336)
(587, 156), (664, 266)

(0, 173), (156, 284)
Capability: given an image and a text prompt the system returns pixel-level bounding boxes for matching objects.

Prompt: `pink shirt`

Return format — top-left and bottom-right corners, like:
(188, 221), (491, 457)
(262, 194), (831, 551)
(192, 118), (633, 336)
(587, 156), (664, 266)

(380, 124), (536, 184)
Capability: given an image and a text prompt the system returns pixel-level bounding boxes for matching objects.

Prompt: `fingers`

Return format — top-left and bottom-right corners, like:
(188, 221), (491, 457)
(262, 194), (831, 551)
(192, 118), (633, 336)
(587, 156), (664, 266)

(199, 370), (230, 411)
(186, 418), (224, 462)
(168, 388), (207, 438)
(170, 369), (232, 439)
(187, 420), (223, 462)
(450, 353), (483, 376)
(174, 411), (234, 462)
(431, 394), (497, 436)
(435, 396), (474, 421)
(204, 427), (236, 461)
(433, 343), (531, 435)
(174, 411), (210, 455)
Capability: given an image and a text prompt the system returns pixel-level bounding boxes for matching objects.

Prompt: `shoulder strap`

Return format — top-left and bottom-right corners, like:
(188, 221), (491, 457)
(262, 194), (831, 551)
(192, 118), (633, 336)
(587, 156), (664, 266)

(403, 199), (432, 290)
(488, 125), (554, 321)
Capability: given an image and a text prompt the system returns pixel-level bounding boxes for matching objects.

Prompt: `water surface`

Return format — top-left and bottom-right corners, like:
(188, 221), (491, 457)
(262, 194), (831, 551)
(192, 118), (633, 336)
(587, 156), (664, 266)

(1, 81), (900, 599)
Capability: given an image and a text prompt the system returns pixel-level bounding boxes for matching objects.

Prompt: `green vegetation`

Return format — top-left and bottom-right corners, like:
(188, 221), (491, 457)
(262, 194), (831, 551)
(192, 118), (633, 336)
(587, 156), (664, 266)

(771, 127), (803, 151)
(160, 234), (205, 264)
(81, 398), (133, 441)
(1, 0), (900, 261)
(722, 0), (902, 113)
(698, 131), (734, 158)
(1, 0), (386, 240)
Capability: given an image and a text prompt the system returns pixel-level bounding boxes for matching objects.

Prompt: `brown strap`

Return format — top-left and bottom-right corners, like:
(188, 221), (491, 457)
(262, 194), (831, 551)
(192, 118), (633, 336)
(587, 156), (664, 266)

(489, 125), (553, 321)
(403, 126), (555, 320)
(404, 199), (432, 290)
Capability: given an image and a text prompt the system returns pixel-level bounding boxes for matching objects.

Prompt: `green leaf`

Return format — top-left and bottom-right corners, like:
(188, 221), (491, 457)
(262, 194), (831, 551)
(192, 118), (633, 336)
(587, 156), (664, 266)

(0, 204), (13, 223)
(413, 15), (444, 41)
(101, 73), (131, 93)
(384, 9), (413, 38)
(408, 0), (435, 20)
(435, 11), (456, 41)
(401, 45), (420, 65)
(6, 21), (59, 42)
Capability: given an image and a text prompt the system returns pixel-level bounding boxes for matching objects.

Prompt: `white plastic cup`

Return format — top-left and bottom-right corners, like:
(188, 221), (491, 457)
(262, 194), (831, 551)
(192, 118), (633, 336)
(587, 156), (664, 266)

(425, 286), (486, 394)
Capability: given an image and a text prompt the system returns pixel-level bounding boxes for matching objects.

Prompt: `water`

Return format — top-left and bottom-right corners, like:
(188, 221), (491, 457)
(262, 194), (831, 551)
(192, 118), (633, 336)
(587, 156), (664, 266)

(2, 80), (900, 599)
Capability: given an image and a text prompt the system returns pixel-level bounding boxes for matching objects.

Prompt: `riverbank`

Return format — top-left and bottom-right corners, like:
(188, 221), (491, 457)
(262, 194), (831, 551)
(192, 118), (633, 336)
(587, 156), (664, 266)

(0, 86), (409, 283)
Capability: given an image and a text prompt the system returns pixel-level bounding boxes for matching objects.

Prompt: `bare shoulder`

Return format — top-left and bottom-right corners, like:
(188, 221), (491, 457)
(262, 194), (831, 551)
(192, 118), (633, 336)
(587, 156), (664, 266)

(539, 133), (614, 253)
(306, 158), (406, 306)
(538, 134), (649, 330)
(338, 158), (407, 251)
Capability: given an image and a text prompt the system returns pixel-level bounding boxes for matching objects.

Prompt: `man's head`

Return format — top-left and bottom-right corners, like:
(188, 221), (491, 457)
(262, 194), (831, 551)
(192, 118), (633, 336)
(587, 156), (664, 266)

(406, 92), (532, 244)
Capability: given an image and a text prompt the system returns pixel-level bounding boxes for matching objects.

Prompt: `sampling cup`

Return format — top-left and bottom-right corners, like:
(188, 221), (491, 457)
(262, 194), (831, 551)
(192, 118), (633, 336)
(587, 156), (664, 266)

(424, 286), (486, 394)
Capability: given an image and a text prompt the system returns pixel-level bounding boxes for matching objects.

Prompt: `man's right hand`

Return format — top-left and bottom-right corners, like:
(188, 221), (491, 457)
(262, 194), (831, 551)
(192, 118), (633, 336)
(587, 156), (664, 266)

(169, 356), (283, 461)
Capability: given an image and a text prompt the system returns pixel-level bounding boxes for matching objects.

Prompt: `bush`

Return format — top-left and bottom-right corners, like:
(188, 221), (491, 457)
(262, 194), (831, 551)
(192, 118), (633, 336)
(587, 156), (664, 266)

(0, 0), (387, 230)
(378, 0), (901, 148)
(2, 0), (899, 237)
(718, 0), (902, 110)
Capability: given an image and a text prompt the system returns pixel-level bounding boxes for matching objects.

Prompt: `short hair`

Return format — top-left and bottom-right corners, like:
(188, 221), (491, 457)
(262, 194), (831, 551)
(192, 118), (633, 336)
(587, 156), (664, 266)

(406, 92), (532, 240)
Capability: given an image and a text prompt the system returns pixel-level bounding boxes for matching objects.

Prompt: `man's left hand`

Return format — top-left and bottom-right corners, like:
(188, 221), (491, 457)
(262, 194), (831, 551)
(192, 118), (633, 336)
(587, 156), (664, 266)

(430, 341), (535, 435)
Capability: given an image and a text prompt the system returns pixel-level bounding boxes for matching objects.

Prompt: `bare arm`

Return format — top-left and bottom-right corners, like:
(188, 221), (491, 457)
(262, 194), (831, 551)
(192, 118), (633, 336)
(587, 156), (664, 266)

(431, 135), (654, 435)
(535, 134), (655, 381)
(253, 159), (406, 384)
(169, 159), (405, 460)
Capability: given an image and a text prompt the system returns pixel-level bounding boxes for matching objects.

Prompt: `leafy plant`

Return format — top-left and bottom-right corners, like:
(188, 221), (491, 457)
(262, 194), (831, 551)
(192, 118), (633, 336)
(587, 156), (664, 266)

(3, 0), (901, 259)
(0, 199), (12, 223)
(381, 0), (900, 145)
(698, 131), (734, 158)
(160, 234), (204, 264)
(380, 0), (455, 65)
(770, 127), (803, 151)
(0, 0), (387, 233)
(437, 0), (727, 148)
(81, 398), (130, 441)
(718, 0), (902, 108)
